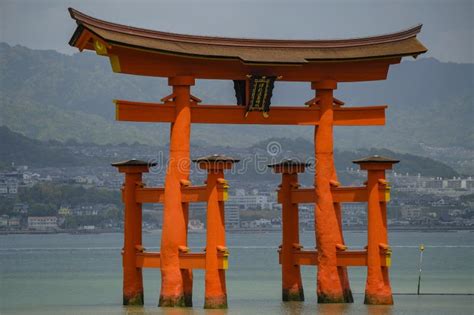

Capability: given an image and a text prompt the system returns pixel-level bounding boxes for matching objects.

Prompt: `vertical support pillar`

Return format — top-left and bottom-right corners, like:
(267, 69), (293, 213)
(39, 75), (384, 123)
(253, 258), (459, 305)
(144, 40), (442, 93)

(159, 76), (195, 307)
(195, 155), (239, 309)
(354, 155), (398, 305)
(269, 160), (306, 301)
(112, 159), (154, 305)
(312, 80), (346, 303)
(321, 94), (354, 303)
(327, 106), (353, 304)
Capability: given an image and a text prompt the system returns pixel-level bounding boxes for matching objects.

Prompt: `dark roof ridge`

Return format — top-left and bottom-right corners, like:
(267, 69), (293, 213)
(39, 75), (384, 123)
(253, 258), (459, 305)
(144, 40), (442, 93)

(68, 8), (423, 49)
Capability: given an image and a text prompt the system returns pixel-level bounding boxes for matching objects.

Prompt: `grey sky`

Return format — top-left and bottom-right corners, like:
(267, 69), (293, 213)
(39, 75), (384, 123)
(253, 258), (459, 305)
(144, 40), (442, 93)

(1, 0), (473, 63)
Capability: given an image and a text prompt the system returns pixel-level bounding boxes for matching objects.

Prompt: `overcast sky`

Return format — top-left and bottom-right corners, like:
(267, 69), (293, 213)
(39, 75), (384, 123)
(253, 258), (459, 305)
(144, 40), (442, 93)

(1, 0), (472, 63)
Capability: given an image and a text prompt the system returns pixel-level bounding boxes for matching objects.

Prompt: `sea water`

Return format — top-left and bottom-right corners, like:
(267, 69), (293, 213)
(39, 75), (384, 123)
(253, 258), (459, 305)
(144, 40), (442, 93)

(1, 231), (473, 314)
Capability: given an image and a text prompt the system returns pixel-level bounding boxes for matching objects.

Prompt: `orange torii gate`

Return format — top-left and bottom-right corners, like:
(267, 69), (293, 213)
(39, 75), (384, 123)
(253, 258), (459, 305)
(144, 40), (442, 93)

(68, 8), (427, 308)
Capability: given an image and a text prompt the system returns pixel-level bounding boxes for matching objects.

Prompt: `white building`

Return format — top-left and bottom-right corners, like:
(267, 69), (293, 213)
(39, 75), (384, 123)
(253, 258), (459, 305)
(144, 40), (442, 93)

(0, 183), (7, 194)
(445, 179), (462, 189)
(28, 216), (58, 230)
(225, 203), (240, 229)
(400, 207), (422, 220)
(234, 189), (246, 196)
(0, 215), (8, 227)
(227, 194), (271, 210)
(72, 205), (99, 216)
(8, 183), (18, 194)
(422, 177), (474, 191)
(8, 216), (21, 228)
(423, 178), (444, 189)
(466, 178), (474, 189)
(188, 219), (204, 231)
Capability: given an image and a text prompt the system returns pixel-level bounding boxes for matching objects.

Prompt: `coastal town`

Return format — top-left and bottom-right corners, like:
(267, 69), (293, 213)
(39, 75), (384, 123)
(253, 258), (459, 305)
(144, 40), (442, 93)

(1, 151), (473, 234)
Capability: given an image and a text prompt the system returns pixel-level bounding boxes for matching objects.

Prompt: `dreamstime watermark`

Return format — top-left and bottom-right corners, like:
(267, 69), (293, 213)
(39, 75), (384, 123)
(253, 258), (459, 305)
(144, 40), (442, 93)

(266, 141), (282, 156)
(146, 141), (316, 176)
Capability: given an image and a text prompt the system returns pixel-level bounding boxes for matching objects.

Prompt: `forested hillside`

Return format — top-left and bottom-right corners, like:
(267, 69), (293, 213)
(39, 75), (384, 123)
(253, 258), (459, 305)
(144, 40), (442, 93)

(1, 126), (458, 178)
(1, 43), (472, 153)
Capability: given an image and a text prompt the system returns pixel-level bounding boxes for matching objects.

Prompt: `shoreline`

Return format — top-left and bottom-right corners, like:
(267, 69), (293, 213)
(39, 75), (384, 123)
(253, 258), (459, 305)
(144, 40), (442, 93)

(1, 226), (473, 235)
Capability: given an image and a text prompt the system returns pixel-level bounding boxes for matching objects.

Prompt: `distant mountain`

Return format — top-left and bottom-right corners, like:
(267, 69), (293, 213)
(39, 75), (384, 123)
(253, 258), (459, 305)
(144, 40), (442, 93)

(0, 43), (472, 158)
(0, 126), (89, 167)
(0, 126), (458, 178)
(248, 137), (459, 179)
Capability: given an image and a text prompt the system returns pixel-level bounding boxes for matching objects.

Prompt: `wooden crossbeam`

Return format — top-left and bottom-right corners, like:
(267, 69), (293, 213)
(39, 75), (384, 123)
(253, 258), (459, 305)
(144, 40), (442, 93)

(135, 251), (228, 269)
(135, 186), (227, 203)
(285, 186), (389, 204)
(115, 100), (386, 126)
(135, 187), (165, 203)
(281, 250), (391, 267)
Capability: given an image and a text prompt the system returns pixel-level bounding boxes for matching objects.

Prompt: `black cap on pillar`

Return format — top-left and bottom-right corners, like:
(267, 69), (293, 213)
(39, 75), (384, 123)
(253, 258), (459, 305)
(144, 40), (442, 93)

(353, 155), (399, 171)
(192, 154), (240, 170)
(111, 158), (157, 173)
(268, 159), (311, 174)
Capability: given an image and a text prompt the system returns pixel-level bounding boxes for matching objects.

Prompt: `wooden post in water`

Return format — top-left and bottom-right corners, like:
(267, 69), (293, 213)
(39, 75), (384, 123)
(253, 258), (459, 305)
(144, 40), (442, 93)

(312, 80), (347, 303)
(195, 154), (239, 309)
(269, 159), (306, 301)
(159, 76), (195, 307)
(112, 159), (155, 305)
(354, 155), (398, 305)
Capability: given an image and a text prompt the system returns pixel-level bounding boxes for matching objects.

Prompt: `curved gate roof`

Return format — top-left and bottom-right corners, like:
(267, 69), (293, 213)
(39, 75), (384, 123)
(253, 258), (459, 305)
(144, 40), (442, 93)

(69, 8), (427, 65)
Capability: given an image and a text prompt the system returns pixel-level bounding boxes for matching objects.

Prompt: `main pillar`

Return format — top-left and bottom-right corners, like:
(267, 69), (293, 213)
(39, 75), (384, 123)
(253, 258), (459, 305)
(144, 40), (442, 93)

(354, 155), (398, 305)
(159, 76), (195, 307)
(112, 159), (155, 305)
(195, 154), (239, 309)
(269, 159), (306, 301)
(312, 80), (347, 303)
(327, 99), (353, 303)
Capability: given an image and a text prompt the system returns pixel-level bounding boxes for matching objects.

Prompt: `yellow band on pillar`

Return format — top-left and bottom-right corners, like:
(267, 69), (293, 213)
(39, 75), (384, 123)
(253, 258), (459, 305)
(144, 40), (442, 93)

(94, 39), (108, 56)
(110, 55), (121, 73)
